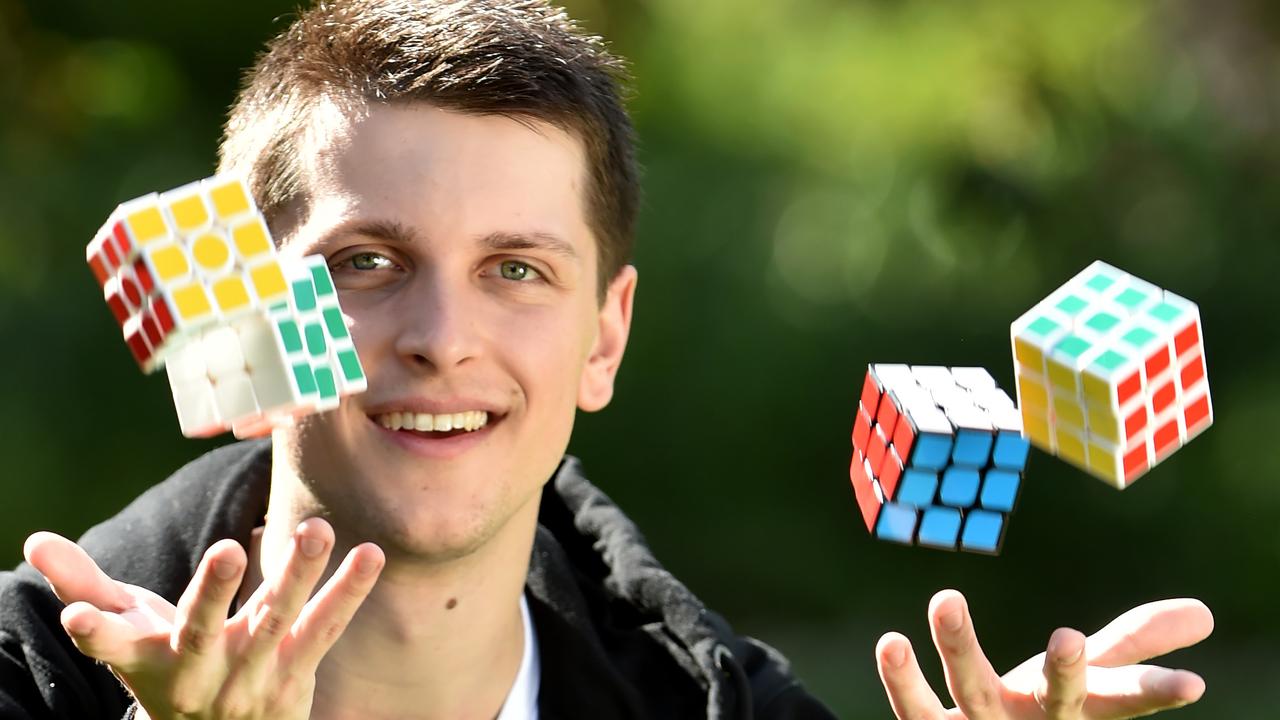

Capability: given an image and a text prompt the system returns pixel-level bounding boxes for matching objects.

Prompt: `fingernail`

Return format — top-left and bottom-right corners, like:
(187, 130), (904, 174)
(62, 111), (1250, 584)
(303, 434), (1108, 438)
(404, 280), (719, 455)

(356, 556), (383, 576)
(300, 537), (325, 558)
(1058, 644), (1084, 666)
(941, 608), (963, 632)
(888, 644), (907, 668)
(212, 560), (240, 580)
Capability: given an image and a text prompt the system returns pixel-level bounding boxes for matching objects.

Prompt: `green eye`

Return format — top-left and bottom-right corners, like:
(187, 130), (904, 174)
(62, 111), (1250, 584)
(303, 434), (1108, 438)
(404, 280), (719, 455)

(350, 253), (392, 271)
(499, 260), (540, 281)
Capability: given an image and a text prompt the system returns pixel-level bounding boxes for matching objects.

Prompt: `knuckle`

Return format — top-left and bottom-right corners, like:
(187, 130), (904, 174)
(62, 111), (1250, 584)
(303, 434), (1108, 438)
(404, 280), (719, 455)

(257, 610), (289, 638)
(957, 682), (1001, 712)
(286, 556), (315, 583)
(213, 694), (253, 720)
(1040, 687), (1085, 716)
(319, 619), (350, 646)
(269, 672), (314, 708)
(176, 625), (215, 656)
(168, 690), (205, 716)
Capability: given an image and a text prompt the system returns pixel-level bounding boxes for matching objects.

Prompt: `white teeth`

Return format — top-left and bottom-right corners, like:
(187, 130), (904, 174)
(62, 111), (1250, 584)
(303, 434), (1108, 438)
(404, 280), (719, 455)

(375, 410), (490, 433)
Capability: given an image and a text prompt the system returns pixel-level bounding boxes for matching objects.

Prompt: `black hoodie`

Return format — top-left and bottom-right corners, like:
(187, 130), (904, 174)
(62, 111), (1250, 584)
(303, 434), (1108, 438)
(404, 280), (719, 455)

(0, 440), (837, 719)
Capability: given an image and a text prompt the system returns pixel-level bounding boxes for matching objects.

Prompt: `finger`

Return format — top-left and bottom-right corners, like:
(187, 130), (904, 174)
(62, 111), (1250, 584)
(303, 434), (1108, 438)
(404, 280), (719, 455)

(60, 601), (149, 669)
(171, 539), (247, 659)
(24, 532), (131, 612)
(1086, 599), (1214, 667)
(1035, 628), (1086, 719)
(283, 543), (385, 671)
(241, 519), (335, 660)
(875, 632), (950, 720)
(928, 590), (1006, 720)
(1077, 664), (1205, 718)
(231, 416), (274, 439)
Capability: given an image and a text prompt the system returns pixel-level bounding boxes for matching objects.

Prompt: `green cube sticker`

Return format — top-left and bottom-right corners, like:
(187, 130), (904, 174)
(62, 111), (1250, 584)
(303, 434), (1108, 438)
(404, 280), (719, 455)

(1091, 349), (1128, 374)
(1121, 326), (1157, 348)
(322, 307), (349, 340)
(278, 319), (303, 354)
(1148, 302), (1183, 324)
(1056, 294), (1088, 315)
(1084, 311), (1120, 334)
(293, 363), (317, 395)
(1115, 287), (1149, 310)
(1054, 334), (1092, 359)
(305, 322), (327, 357)
(314, 366), (338, 399)
(337, 347), (364, 381)
(1027, 316), (1060, 337)
(1085, 273), (1116, 292)
(311, 264), (335, 297)
(293, 278), (317, 312)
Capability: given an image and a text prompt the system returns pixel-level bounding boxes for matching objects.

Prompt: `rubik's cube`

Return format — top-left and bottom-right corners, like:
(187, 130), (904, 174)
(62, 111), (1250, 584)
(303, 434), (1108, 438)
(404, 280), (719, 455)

(1011, 261), (1211, 488)
(86, 175), (367, 437)
(850, 364), (1030, 554)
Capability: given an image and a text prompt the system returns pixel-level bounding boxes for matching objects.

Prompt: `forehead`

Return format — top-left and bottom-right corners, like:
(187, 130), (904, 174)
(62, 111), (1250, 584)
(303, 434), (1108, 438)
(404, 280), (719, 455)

(294, 100), (595, 260)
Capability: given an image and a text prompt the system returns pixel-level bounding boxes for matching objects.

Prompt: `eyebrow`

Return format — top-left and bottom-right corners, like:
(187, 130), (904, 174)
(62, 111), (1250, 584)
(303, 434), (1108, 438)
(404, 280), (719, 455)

(337, 221), (579, 262)
(480, 231), (579, 262)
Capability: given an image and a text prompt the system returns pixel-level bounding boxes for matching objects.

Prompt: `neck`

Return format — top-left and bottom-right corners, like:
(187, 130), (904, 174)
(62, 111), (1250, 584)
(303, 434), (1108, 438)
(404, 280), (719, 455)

(249, 456), (540, 720)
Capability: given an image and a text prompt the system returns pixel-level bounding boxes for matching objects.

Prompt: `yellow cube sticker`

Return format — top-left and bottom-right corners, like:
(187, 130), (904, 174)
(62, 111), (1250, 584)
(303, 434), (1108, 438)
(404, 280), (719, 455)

(212, 276), (252, 312)
(1055, 427), (1088, 468)
(1086, 405), (1122, 443)
(149, 243), (191, 283)
(1086, 442), (1121, 485)
(1022, 407), (1053, 452)
(1013, 339), (1044, 373)
(249, 260), (288, 301)
(169, 194), (210, 231)
(172, 283), (213, 321)
(209, 179), (251, 219)
(232, 218), (273, 259)
(191, 233), (232, 273)
(1051, 392), (1085, 431)
(1016, 373), (1048, 410)
(126, 206), (169, 245)
(212, 274), (252, 311)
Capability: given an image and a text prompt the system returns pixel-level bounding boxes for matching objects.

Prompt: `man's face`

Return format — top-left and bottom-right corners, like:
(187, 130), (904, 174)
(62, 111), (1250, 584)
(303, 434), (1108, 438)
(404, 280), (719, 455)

(272, 102), (635, 560)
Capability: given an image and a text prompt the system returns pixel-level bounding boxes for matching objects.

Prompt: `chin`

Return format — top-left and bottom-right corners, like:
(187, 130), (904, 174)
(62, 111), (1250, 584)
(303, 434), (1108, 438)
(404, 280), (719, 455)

(376, 507), (499, 562)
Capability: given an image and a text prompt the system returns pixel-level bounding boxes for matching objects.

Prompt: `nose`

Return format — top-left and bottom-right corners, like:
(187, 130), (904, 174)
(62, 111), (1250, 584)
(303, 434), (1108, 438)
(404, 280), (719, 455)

(392, 270), (482, 371)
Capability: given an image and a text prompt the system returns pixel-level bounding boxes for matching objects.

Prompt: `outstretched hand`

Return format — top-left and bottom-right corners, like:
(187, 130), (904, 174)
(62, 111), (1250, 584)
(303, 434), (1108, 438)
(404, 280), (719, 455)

(877, 589), (1213, 719)
(24, 519), (384, 720)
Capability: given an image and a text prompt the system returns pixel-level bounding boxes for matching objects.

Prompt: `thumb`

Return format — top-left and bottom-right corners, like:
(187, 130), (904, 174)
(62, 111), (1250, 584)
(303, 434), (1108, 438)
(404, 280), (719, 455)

(25, 532), (131, 612)
(60, 601), (152, 671)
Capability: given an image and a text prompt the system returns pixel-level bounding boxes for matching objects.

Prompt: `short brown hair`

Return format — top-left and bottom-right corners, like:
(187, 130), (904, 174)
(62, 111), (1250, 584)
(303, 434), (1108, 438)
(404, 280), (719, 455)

(218, 0), (639, 298)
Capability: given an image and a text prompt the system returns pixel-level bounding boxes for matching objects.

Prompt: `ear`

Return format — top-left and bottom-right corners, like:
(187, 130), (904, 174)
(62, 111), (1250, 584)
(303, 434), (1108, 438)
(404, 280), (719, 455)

(578, 264), (638, 412)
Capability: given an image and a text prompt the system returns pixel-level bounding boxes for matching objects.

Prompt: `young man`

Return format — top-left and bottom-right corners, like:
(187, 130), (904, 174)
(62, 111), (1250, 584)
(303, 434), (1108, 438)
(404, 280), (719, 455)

(1, 1), (1212, 718)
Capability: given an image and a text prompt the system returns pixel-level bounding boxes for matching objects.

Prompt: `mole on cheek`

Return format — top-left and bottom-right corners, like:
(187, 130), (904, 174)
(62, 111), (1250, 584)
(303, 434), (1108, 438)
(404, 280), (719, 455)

(446, 598), (458, 610)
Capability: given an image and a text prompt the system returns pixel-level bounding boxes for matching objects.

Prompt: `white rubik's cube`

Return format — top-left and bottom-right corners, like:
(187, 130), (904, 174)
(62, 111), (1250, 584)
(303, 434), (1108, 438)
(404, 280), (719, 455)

(87, 176), (367, 437)
(849, 364), (1030, 554)
(1011, 261), (1211, 488)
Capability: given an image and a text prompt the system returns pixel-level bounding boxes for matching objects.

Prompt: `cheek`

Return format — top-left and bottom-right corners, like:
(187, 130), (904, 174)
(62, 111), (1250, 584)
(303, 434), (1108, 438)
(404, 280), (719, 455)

(502, 305), (594, 407)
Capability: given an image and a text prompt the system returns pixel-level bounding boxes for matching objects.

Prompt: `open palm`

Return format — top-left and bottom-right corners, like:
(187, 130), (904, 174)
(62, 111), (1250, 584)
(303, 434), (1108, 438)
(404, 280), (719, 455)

(877, 590), (1213, 719)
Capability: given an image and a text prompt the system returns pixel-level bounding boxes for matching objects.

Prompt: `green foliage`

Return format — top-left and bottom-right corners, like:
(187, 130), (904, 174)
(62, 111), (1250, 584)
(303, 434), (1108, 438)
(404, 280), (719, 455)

(3, 0), (1277, 714)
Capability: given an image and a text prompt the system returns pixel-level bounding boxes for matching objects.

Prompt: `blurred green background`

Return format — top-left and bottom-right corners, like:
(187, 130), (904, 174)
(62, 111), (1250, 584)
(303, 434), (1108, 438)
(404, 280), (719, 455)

(2, 0), (1277, 716)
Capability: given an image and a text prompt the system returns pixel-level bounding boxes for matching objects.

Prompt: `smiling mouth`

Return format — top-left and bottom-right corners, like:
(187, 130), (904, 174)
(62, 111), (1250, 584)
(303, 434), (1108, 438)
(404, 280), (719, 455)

(372, 410), (493, 438)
